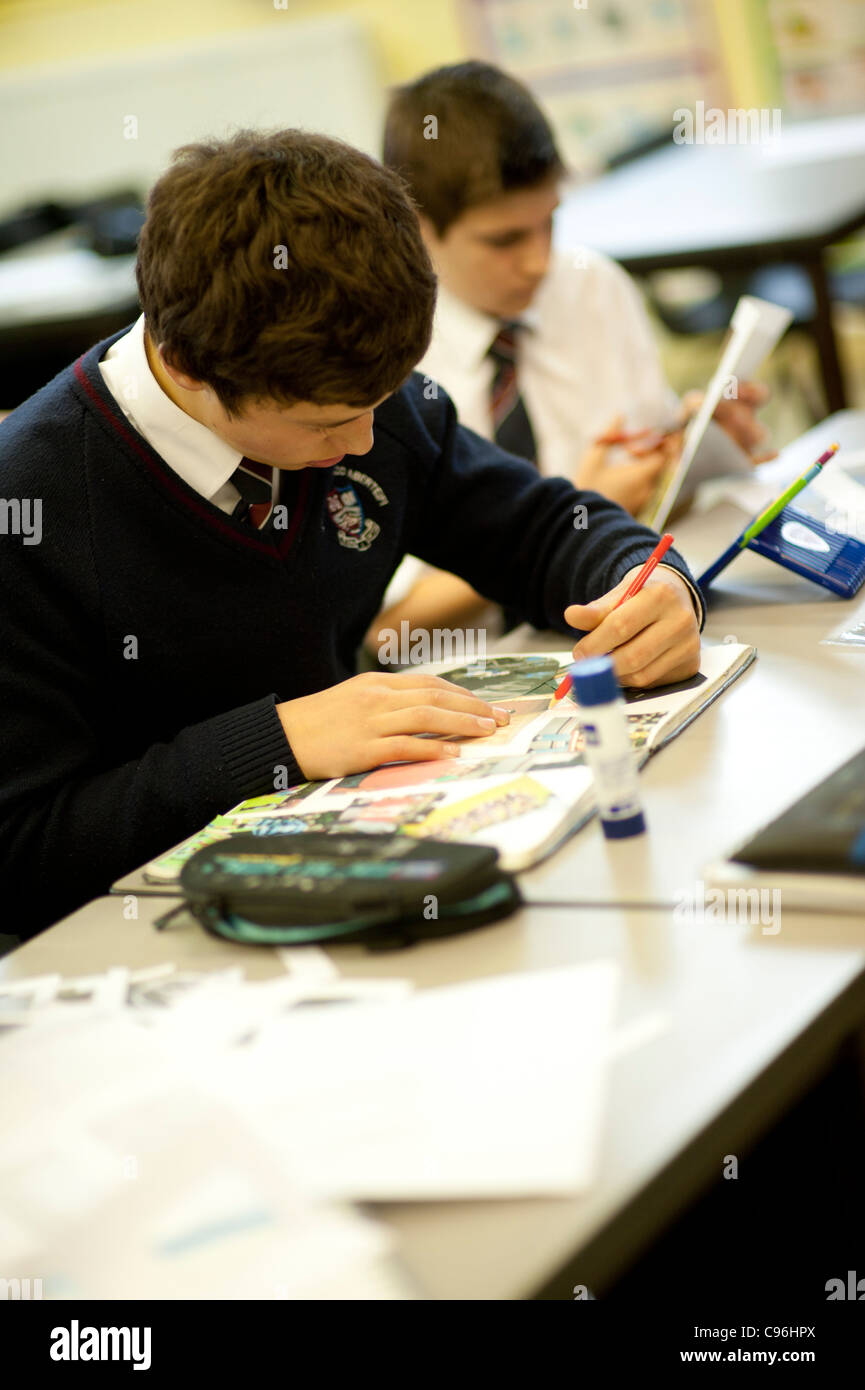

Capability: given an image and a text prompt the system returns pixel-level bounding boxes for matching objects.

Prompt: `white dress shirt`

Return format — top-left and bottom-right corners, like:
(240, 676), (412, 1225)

(384, 248), (702, 611)
(98, 314), (276, 512)
(420, 247), (678, 476)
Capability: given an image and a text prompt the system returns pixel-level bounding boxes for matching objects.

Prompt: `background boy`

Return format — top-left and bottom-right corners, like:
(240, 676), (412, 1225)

(373, 61), (768, 648)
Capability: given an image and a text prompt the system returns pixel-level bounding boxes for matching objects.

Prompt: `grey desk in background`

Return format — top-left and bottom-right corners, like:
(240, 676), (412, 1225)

(4, 892), (865, 1300)
(554, 114), (865, 412)
(0, 229), (139, 406)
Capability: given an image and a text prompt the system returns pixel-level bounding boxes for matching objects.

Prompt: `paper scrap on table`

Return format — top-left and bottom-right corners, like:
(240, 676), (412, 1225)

(0, 974), (62, 1025)
(278, 945), (413, 1001)
(0, 959), (413, 1042)
(278, 945), (340, 982)
(820, 595), (865, 649)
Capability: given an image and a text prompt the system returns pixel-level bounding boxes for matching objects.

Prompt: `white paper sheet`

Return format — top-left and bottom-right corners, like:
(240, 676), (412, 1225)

(650, 294), (792, 528)
(217, 961), (620, 1200)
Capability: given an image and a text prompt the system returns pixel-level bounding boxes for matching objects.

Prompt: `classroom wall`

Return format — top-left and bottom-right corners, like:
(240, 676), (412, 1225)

(0, 0), (777, 100)
(0, 0), (465, 81)
(0, 12), (395, 217)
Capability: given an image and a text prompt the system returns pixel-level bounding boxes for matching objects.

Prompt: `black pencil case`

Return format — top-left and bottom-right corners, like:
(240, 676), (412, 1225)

(157, 831), (522, 950)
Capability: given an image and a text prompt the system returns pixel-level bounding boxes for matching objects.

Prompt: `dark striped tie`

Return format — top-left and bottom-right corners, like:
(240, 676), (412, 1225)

(488, 323), (537, 465)
(231, 457), (274, 529)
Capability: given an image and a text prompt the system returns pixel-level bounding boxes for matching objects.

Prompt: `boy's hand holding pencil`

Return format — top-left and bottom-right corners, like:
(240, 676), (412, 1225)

(563, 536), (701, 692)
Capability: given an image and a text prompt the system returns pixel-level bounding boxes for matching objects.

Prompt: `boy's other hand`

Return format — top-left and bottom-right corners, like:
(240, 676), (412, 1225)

(574, 415), (677, 516)
(276, 672), (511, 780)
(564, 566), (700, 689)
(683, 382), (776, 462)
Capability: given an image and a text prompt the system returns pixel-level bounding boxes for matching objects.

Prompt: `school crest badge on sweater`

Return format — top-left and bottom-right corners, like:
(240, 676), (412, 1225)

(325, 465), (388, 551)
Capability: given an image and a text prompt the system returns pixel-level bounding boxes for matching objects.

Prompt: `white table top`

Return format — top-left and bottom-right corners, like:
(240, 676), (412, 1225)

(5, 892), (865, 1299)
(554, 113), (865, 264)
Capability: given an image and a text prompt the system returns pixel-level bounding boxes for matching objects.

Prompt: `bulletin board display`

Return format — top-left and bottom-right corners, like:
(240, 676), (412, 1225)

(767, 0), (865, 117)
(460, 0), (726, 173)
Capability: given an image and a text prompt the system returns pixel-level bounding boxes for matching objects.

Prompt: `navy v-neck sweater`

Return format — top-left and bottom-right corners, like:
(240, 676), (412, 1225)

(0, 325), (702, 938)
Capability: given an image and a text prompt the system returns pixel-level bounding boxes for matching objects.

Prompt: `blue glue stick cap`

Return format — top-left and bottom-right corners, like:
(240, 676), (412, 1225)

(570, 655), (619, 707)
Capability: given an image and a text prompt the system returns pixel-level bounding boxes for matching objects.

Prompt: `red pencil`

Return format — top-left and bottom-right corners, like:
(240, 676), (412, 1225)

(613, 531), (675, 608)
(553, 532), (676, 703)
(595, 424), (679, 447)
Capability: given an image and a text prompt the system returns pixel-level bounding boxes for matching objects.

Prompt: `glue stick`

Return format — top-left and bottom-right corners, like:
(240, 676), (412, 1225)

(570, 655), (646, 839)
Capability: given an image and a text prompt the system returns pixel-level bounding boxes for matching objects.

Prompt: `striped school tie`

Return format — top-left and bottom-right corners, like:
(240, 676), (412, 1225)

(488, 323), (537, 465)
(230, 457), (274, 529)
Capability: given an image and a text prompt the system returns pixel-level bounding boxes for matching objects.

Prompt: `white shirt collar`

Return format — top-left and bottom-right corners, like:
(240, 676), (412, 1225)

(433, 283), (534, 371)
(98, 314), (244, 502)
(433, 283), (497, 370)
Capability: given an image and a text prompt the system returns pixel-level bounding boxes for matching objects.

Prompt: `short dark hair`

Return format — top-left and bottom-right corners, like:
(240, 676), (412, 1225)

(383, 61), (565, 236)
(135, 128), (437, 417)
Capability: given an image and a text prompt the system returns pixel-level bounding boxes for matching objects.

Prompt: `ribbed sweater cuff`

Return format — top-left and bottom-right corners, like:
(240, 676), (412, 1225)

(209, 693), (303, 802)
(610, 551), (706, 631)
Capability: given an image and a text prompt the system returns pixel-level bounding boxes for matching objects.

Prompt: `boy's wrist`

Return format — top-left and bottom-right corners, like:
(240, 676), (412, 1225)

(656, 563), (704, 625)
